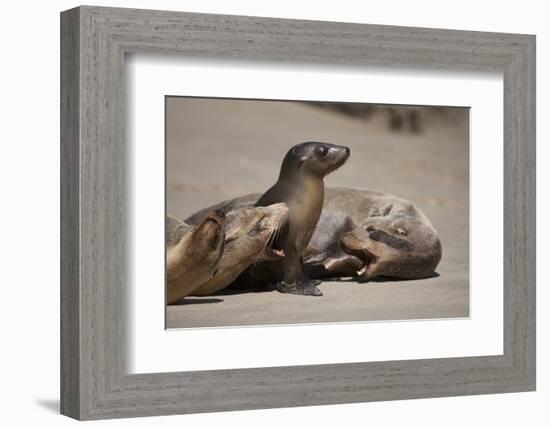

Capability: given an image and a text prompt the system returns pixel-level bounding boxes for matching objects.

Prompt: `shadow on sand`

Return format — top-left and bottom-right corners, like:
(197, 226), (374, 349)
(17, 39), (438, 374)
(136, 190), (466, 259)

(207, 272), (441, 296)
(175, 297), (224, 305)
(336, 272), (441, 283)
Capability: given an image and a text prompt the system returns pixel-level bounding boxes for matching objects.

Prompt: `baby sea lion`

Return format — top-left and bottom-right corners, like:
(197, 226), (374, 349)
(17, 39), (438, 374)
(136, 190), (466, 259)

(166, 211), (225, 304)
(255, 142), (350, 296)
(185, 203), (289, 296)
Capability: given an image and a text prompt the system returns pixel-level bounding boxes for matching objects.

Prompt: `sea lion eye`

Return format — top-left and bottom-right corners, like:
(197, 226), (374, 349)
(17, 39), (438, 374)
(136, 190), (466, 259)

(316, 146), (329, 158)
(224, 236), (237, 244)
(395, 227), (407, 236)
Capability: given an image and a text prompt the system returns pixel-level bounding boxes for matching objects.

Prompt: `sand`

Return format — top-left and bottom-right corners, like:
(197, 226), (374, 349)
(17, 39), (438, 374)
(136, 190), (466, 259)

(166, 98), (469, 328)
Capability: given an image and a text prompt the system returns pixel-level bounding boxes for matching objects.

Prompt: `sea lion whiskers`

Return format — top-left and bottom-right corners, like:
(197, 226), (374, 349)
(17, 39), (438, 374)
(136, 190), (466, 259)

(243, 204), (288, 263)
(267, 210), (288, 255)
(188, 203), (290, 296)
(334, 148), (350, 167)
(261, 208), (288, 260)
(250, 229), (271, 267)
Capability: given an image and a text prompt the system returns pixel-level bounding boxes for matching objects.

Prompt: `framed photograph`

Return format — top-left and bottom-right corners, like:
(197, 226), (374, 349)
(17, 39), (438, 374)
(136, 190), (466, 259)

(163, 97), (467, 329)
(60, 6), (535, 420)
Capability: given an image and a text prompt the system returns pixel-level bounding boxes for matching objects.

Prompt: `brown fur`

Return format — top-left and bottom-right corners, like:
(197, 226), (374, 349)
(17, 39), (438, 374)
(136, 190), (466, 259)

(185, 188), (442, 289)
(166, 212), (225, 304)
(190, 203), (289, 296)
(254, 142), (350, 295)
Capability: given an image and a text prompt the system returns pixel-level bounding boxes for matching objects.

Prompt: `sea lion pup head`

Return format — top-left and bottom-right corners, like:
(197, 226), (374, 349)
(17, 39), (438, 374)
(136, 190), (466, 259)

(190, 203), (289, 296)
(280, 141), (350, 178)
(166, 211), (225, 304)
(340, 213), (442, 281)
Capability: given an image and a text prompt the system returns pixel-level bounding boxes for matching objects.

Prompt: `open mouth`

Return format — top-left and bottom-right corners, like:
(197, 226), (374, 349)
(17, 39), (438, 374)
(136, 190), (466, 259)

(341, 244), (376, 277)
(266, 247), (285, 258)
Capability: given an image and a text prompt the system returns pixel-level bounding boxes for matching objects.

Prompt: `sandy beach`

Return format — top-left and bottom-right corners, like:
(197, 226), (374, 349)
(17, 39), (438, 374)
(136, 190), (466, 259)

(166, 98), (469, 328)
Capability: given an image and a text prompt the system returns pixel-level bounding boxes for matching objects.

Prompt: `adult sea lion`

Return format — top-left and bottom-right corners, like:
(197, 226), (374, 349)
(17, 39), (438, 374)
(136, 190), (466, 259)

(186, 188), (441, 289)
(189, 203), (289, 296)
(255, 142), (350, 296)
(166, 211), (225, 304)
(304, 188), (442, 281)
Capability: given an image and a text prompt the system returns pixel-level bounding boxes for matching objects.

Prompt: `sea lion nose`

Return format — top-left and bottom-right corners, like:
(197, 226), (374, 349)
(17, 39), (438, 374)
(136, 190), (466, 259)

(344, 146), (350, 157)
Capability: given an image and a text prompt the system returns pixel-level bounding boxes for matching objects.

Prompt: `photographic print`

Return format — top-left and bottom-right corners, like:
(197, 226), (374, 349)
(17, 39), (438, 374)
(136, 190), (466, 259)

(166, 97), (469, 328)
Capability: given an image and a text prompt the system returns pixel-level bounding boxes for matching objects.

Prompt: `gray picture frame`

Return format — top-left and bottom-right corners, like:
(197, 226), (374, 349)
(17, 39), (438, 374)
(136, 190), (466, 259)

(60, 5), (536, 420)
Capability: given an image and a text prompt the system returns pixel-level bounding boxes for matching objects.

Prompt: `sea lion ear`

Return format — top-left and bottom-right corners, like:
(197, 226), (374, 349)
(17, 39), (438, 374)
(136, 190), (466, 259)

(291, 144), (306, 157)
(291, 144), (308, 167)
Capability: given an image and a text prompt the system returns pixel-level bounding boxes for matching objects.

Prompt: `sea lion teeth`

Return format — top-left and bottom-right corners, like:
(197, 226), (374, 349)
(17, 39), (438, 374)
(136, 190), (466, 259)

(266, 247), (285, 258)
(272, 249), (285, 257)
(357, 265), (368, 276)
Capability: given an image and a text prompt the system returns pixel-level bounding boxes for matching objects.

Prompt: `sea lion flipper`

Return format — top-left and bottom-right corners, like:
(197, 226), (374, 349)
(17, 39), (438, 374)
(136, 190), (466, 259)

(276, 280), (323, 297)
(275, 253), (323, 296)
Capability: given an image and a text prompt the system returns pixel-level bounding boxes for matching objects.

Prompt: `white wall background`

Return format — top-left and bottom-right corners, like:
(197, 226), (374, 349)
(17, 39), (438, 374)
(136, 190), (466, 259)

(0, 0), (546, 425)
